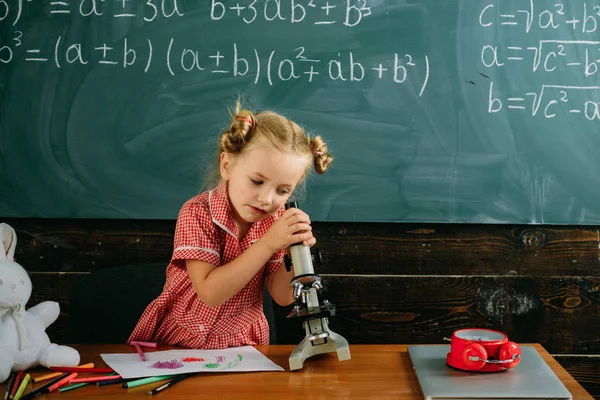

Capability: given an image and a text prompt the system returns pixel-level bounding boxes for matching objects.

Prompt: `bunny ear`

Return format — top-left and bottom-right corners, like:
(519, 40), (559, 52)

(0, 223), (17, 261)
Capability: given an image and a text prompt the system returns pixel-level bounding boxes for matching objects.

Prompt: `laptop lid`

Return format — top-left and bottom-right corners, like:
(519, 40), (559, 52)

(408, 345), (572, 400)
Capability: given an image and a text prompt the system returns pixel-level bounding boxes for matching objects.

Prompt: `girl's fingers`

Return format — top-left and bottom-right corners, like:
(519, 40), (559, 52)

(290, 223), (312, 233)
(283, 208), (304, 220)
(297, 231), (313, 242)
(283, 209), (310, 223)
(303, 237), (317, 247)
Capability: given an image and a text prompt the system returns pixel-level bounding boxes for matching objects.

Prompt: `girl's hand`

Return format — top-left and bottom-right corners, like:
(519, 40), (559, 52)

(283, 231), (317, 257)
(261, 208), (315, 253)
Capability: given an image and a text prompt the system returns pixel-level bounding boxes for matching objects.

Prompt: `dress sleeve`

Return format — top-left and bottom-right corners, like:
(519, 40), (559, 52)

(266, 249), (284, 274)
(171, 200), (221, 266)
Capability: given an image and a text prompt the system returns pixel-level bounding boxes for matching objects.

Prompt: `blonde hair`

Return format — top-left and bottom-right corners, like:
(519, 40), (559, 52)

(205, 101), (333, 189)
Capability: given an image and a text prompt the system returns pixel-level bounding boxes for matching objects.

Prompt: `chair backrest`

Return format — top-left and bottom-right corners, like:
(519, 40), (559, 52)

(69, 263), (278, 344)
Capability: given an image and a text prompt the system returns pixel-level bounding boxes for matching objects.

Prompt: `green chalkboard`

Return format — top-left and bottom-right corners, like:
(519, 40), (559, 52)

(2, 0), (600, 223)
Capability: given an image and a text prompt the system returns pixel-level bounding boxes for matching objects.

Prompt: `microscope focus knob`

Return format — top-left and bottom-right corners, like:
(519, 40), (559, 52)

(293, 282), (303, 299)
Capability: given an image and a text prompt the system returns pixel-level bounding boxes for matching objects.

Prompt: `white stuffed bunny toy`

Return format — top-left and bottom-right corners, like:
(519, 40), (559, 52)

(0, 223), (80, 383)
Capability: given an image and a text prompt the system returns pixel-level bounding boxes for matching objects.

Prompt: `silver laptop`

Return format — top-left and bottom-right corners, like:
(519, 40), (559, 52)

(408, 345), (572, 400)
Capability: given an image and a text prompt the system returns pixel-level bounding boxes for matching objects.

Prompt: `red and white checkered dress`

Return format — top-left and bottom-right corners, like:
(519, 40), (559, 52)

(128, 181), (284, 349)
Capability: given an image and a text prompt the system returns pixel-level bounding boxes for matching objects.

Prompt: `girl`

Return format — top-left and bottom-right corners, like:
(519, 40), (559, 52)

(128, 103), (333, 349)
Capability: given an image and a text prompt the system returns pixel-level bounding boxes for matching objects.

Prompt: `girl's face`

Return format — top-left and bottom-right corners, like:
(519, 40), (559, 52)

(220, 144), (307, 228)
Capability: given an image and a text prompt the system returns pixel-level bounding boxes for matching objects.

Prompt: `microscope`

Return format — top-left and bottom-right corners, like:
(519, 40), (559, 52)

(284, 202), (351, 371)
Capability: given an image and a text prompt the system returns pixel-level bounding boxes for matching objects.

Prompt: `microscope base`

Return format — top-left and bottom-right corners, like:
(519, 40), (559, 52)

(289, 319), (351, 371)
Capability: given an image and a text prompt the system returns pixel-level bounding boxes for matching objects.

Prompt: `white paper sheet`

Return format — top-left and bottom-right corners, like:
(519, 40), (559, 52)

(100, 346), (284, 379)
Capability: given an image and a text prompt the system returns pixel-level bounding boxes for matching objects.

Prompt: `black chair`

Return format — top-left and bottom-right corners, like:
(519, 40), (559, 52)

(69, 263), (278, 344)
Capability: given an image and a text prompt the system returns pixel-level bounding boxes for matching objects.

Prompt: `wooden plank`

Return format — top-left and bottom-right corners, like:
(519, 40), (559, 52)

(5, 219), (600, 276)
(29, 272), (86, 313)
(11, 239), (600, 355)
(28, 272), (87, 343)
(5, 219), (174, 272)
(34, 272), (600, 354)
(313, 223), (600, 276)
(275, 276), (600, 354)
(556, 355), (600, 399)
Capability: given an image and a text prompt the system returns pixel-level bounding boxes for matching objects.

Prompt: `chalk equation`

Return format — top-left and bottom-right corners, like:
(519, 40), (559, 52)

(0, 34), (429, 94)
(482, 40), (600, 77)
(210, 0), (371, 26)
(488, 82), (600, 120)
(478, 1), (600, 120)
(0, 0), (372, 26)
(479, 0), (600, 34)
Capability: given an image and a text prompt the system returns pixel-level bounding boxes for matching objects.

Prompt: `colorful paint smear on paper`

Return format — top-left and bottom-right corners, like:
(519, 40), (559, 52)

(182, 357), (205, 363)
(221, 355), (243, 371)
(151, 359), (184, 369)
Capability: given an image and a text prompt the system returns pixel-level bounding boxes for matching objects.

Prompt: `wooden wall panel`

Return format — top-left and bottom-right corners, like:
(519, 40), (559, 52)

(3, 218), (600, 397)
(28, 272), (87, 343)
(7, 219), (174, 272)
(315, 224), (600, 276)
(274, 276), (600, 354)
(6, 219), (600, 276)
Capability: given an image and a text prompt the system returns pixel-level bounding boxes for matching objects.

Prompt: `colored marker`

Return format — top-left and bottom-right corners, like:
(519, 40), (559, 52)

(33, 362), (94, 383)
(49, 367), (113, 374)
(33, 362), (94, 384)
(31, 372), (62, 384)
(20, 373), (69, 400)
(148, 374), (194, 396)
(97, 377), (133, 387)
(58, 382), (90, 393)
(71, 374), (120, 383)
(4, 372), (16, 400)
(130, 341), (157, 348)
(13, 374), (30, 400)
(133, 343), (146, 361)
(123, 375), (176, 389)
(45, 373), (77, 393)
(9, 371), (24, 400)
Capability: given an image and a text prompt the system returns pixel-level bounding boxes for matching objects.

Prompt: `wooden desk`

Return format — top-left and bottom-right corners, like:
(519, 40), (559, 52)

(0, 344), (593, 399)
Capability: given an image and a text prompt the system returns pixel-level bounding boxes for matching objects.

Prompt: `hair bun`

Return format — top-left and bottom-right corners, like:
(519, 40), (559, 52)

(311, 136), (333, 174)
(220, 110), (256, 153)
